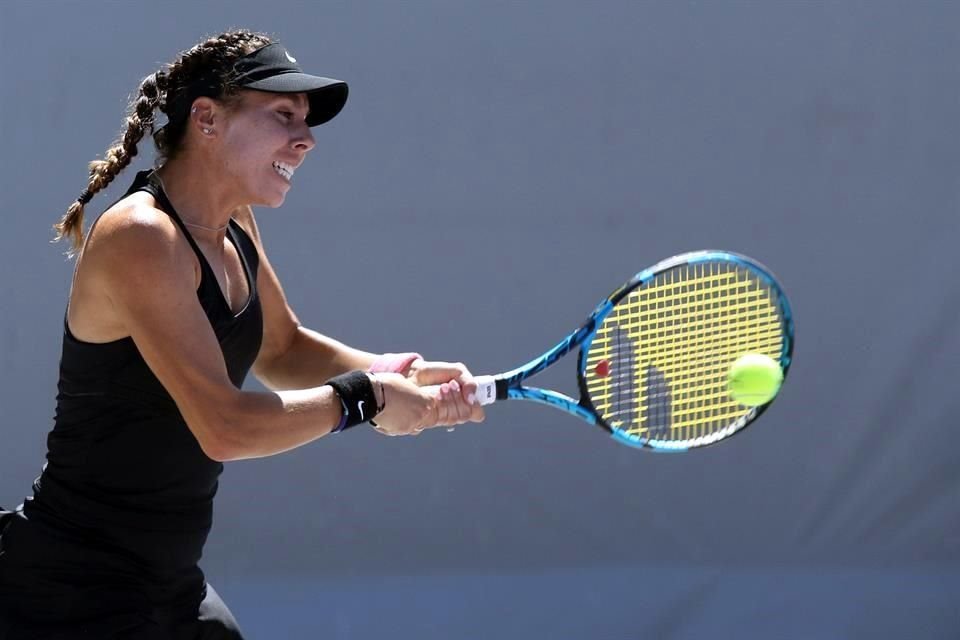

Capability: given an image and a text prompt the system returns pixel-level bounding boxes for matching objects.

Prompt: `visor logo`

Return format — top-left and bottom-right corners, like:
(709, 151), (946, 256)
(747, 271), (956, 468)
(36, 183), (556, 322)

(285, 51), (297, 64)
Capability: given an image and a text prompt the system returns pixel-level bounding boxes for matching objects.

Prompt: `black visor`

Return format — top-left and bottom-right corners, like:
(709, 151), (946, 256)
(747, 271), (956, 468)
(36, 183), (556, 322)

(234, 43), (348, 127)
(165, 42), (348, 129)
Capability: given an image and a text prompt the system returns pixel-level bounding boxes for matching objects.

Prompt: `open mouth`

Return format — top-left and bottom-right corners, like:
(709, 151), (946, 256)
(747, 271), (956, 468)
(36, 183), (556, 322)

(273, 161), (295, 181)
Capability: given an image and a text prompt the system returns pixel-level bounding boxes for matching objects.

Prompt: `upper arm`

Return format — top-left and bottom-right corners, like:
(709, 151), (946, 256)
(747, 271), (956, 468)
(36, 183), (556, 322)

(92, 205), (242, 459)
(230, 205), (301, 381)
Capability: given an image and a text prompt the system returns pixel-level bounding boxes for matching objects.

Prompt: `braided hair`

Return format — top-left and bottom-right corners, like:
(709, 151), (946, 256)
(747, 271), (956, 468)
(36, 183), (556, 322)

(53, 29), (273, 254)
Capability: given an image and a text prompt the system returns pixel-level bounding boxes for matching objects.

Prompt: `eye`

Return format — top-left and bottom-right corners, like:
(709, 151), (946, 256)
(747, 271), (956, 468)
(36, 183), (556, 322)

(278, 111), (294, 120)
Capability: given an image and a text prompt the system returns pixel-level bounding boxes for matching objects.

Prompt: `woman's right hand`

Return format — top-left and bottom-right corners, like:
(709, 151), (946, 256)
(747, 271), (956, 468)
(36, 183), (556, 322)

(368, 373), (437, 436)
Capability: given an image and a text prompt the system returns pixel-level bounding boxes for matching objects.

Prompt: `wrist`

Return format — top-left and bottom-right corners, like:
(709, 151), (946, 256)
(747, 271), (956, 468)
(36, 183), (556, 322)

(325, 370), (381, 433)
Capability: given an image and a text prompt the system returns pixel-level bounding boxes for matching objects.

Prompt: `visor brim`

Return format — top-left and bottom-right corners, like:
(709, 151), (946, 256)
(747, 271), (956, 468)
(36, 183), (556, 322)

(243, 73), (348, 126)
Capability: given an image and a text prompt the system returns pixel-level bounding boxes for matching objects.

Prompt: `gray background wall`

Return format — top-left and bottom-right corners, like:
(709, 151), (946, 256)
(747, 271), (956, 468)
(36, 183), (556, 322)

(2, 1), (959, 638)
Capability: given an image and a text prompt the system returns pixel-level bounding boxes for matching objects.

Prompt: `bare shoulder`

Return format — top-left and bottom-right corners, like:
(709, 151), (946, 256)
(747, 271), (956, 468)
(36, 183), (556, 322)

(88, 193), (181, 251)
(83, 194), (193, 273)
(69, 193), (199, 342)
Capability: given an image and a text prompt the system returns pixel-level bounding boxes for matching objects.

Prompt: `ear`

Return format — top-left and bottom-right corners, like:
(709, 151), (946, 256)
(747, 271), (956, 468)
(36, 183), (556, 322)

(189, 97), (219, 137)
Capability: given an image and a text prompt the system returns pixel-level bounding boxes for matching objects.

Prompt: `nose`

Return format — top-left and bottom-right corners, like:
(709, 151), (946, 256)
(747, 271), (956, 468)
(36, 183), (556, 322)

(293, 124), (315, 153)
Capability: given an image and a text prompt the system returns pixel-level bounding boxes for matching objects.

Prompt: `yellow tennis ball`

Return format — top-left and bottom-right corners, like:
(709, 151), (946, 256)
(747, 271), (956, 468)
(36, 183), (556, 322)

(727, 354), (783, 407)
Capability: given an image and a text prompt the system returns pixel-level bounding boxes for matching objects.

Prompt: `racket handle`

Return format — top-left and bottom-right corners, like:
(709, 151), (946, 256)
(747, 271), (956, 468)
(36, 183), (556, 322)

(473, 375), (498, 406)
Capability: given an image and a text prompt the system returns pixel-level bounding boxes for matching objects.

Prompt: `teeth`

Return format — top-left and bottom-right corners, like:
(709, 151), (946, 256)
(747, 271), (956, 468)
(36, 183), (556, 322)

(272, 161), (294, 180)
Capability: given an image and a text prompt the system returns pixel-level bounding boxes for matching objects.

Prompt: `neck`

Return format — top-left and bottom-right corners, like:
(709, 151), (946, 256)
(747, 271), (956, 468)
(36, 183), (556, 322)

(154, 155), (242, 237)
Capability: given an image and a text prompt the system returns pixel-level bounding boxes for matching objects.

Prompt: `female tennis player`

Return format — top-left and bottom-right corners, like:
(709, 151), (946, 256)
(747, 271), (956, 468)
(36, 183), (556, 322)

(0, 29), (483, 639)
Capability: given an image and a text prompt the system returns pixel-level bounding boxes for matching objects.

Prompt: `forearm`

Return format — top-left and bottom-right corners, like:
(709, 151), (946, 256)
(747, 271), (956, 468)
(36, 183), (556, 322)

(253, 326), (378, 390)
(212, 386), (341, 460)
(213, 376), (385, 461)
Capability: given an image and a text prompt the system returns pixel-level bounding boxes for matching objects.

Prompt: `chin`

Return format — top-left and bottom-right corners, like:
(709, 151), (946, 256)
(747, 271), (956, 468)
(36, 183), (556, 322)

(253, 184), (289, 208)
(264, 193), (287, 208)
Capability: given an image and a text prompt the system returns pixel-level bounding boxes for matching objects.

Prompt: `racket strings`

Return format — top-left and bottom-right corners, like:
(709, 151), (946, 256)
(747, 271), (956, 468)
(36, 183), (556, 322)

(638, 264), (777, 438)
(610, 323), (637, 427)
(584, 261), (785, 445)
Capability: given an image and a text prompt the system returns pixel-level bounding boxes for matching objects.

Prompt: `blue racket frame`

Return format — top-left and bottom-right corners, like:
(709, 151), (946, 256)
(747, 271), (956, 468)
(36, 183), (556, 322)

(490, 250), (795, 451)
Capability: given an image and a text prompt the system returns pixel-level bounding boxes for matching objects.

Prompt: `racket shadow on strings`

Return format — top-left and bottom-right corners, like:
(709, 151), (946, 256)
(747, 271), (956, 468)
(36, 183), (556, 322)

(472, 251), (794, 451)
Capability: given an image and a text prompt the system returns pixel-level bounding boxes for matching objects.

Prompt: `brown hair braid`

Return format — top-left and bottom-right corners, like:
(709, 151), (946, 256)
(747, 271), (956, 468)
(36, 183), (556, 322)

(53, 29), (273, 254)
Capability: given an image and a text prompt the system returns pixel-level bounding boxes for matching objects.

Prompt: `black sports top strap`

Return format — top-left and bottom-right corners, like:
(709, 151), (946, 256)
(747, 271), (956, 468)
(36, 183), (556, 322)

(143, 171), (213, 263)
(136, 171), (257, 314)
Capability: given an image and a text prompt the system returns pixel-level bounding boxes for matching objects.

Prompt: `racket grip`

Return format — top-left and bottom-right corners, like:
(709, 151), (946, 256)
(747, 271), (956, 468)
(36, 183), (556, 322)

(473, 375), (498, 406)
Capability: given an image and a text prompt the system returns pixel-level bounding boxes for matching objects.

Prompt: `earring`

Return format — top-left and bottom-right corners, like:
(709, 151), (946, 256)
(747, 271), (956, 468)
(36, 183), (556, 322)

(191, 107), (197, 114)
(202, 128), (212, 134)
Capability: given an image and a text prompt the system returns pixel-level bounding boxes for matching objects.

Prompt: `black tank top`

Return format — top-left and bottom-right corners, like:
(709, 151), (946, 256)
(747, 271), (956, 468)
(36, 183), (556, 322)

(0, 170), (262, 617)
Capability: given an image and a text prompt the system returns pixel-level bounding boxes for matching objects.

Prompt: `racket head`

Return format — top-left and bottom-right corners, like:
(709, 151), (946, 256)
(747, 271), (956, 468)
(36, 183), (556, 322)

(576, 251), (794, 451)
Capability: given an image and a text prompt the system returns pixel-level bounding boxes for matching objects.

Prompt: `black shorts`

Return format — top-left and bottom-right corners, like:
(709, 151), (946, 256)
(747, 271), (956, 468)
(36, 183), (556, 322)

(0, 583), (242, 640)
(0, 509), (244, 640)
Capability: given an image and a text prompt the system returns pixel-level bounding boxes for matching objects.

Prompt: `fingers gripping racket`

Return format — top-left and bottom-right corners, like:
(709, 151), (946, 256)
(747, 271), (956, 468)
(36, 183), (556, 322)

(473, 251), (794, 451)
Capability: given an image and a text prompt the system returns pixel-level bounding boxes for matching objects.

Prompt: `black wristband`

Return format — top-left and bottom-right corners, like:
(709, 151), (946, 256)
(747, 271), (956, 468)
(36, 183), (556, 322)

(326, 371), (379, 432)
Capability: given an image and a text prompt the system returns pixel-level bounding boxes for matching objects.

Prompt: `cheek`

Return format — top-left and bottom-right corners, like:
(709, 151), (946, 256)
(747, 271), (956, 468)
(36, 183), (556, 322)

(222, 118), (278, 158)
(225, 131), (263, 161)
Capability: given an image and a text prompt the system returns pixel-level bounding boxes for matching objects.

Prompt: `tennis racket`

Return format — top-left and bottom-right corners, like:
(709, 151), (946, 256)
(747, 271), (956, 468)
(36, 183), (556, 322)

(473, 250), (794, 451)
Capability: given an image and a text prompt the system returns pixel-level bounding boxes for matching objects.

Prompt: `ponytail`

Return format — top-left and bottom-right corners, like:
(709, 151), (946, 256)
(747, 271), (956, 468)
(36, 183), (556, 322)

(53, 71), (164, 254)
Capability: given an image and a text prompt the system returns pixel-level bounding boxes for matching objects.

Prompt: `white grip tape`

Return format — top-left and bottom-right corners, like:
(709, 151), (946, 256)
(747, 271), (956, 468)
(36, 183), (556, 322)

(473, 375), (498, 406)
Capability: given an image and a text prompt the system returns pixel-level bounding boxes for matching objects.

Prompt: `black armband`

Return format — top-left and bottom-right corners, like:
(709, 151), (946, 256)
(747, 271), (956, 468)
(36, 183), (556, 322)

(326, 370), (379, 433)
